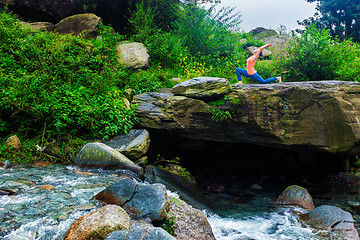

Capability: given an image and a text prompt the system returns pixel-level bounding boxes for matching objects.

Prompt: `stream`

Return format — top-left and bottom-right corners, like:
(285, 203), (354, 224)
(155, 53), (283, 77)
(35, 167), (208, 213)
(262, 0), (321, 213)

(0, 163), (359, 240)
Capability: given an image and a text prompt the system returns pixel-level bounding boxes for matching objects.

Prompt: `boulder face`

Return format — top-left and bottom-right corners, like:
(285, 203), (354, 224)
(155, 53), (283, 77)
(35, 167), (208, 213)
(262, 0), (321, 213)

(117, 42), (150, 69)
(74, 142), (143, 176)
(274, 185), (315, 210)
(94, 178), (170, 221)
(168, 198), (216, 240)
(300, 205), (360, 240)
(55, 13), (101, 38)
(64, 204), (130, 240)
(106, 227), (176, 240)
(133, 80), (360, 154)
(103, 129), (150, 160)
(172, 77), (231, 99)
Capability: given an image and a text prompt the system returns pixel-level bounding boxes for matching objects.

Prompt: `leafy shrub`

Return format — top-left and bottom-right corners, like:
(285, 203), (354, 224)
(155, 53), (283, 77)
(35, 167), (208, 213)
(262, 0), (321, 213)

(279, 24), (338, 81)
(333, 40), (360, 82)
(175, 4), (242, 58)
(126, 68), (173, 95)
(278, 23), (360, 82)
(0, 10), (135, 140)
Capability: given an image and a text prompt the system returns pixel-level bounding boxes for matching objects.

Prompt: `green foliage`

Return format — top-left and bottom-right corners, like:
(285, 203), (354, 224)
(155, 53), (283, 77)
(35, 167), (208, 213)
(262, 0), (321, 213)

(210, 107), (232, 122)
(0, 136), (49, 163)
(279, 24), (338, 81)
(154, 155), (194, 183)
(279, 24), (360, 82)
(160, 213), (177, 236)
(127, 68), (173, 95)
(333, 40), (360, 82)
(0, 10), (136, 140)
(175, 4), (242, 58)
(299, 0), (360, 42)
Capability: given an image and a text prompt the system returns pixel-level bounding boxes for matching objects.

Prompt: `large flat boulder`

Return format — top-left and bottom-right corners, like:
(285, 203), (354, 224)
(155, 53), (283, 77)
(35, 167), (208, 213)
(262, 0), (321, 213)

(133, 81), (360, 154)
(172, 77), (231, 99)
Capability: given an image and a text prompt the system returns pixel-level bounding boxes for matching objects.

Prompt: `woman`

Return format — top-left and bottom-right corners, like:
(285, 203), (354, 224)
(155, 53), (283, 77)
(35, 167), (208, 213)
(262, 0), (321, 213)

(235, 43), (281, 85)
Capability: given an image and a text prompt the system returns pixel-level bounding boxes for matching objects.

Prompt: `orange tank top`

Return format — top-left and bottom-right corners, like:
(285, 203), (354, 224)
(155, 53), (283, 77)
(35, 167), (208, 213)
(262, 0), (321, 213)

(246, 57), (256, 75)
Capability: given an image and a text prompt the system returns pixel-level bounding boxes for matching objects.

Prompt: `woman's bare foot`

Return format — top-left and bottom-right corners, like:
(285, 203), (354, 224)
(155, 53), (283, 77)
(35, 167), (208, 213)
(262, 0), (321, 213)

(234, 81), (243, 85)
(277, 77), (282, 83)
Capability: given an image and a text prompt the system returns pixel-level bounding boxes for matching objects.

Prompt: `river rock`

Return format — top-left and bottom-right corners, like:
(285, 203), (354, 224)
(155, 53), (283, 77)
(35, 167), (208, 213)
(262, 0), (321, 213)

(133, 81), (360, 154)
(55, 13), (101, 38)
(300, 205), (360, 239)
(94, 178), (137, 206)
(1, 160), (12, 169)
(103, 129), (150, 160)
(64, 204), (130, 240)
(5, 135), (22, 150)
(0, 189), (16, 195)
(21, 21), (55, 32)
(117, 42), (150, 69)
(145, 166), (212, 211)
(274, 185), (315, 210)
(74, 142), (143, 176)
(172, 77), (231, 99)
(106, 227), (176, 240)
(94, 178), (170, 221)
(169, 197), (216, 240)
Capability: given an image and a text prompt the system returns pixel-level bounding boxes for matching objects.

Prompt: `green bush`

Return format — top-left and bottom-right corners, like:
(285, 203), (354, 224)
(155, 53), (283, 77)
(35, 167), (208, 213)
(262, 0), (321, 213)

(0, 10), (135, 140)
(278, 24), (360, 82)
(279, 24), (344, 81)
(333, 40), (360, 82)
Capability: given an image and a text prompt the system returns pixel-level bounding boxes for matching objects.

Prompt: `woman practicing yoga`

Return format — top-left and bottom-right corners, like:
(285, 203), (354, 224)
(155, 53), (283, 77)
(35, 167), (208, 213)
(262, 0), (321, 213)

(235, 43), (281, 85)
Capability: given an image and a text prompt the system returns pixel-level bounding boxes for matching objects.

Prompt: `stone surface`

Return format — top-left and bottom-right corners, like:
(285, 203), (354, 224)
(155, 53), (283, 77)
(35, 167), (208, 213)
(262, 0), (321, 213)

(64, 204), (130, 240)
(168, 197), (216, 240)
(300, 205), (360, 239)
(133, 81), (360, 154)
(5, 135), (22, 150)
(123, 183), (169, 221)
(106, 227), (176, 240)
(145, 166), (211, 211)
(94, 178), (137, 206)
(95, 178), (170, 221)
(74, 142), (143, 176)
(55, 13), (101, 38)
(249, 27), (277, 39)
(172, 77), (231, 99)
(0, 160), (12, 169)
(274, 185), (315, 210)
(117, 42), (150, 69)
(21, 22), (55, 32)
(103, 129), (150, 160)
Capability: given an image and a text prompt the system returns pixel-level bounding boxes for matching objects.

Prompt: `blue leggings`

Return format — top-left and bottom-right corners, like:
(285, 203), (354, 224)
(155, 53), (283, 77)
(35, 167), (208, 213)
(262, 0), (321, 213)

(235, 68), (277, 84)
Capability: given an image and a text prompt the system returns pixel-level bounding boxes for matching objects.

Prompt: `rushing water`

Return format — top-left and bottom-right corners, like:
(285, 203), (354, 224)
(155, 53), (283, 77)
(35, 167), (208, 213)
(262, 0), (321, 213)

(0, 163), (355, 239)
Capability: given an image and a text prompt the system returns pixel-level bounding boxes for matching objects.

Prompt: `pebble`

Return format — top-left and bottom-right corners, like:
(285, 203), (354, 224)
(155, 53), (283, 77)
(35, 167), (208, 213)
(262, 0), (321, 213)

(38, 185), (55, 190)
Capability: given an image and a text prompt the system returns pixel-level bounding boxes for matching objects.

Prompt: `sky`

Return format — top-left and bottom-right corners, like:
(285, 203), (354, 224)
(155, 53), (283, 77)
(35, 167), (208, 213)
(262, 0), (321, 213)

(202, 0), (317, 32)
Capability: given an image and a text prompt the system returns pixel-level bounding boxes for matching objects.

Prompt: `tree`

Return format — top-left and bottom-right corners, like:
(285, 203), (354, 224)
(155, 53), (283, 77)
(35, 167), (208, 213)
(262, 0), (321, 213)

(298, 0), (360, 42)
